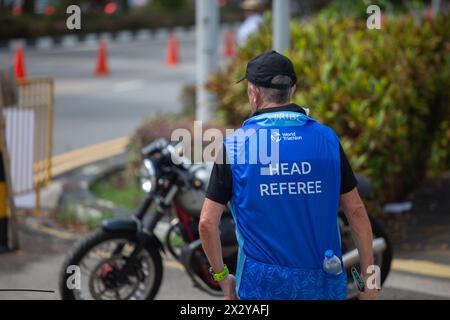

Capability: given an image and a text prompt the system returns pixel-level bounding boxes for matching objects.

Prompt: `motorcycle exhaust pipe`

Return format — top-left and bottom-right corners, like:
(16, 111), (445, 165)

(343, 237), (387, 268)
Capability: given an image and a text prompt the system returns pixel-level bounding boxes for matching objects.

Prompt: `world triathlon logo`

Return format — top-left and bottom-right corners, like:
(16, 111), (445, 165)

(271, 131), (303, 143)
(271, 132), (282, 143)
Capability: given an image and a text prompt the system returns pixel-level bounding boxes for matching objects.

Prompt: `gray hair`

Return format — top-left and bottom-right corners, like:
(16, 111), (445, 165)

(259, 75), (294, 104)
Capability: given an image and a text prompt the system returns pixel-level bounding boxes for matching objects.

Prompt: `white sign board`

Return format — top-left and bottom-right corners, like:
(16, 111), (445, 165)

(3, 108), (35, 194)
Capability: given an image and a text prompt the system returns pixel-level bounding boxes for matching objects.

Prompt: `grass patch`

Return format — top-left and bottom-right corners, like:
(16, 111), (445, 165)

(91, 170), (146, 210)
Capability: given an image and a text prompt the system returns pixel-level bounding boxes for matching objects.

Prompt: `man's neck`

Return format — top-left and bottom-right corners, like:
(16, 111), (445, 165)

(257, 102), (290, 111)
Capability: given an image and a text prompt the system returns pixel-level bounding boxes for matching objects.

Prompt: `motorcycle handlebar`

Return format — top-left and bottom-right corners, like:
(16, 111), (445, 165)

(141, 138), (169, 157)
(141, 139), (202, 188)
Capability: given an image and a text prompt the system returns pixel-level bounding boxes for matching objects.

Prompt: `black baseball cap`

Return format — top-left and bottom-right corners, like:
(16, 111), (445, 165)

(237, 50), (297, 89)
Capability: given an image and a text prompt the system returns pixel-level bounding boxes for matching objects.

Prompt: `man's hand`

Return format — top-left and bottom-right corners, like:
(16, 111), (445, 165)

(199, 200), (237, 299)
(341, 189), (376, 300)
(219, 274), (238, 300)
(358, 287), (379, 300)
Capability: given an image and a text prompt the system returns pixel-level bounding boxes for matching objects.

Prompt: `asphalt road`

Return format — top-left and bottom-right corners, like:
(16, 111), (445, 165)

(0, 216), (449, 300)
(1, 31), (206, 155)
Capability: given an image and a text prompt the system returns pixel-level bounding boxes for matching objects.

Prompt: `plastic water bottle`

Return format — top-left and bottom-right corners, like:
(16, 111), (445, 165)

(323, 249), (343, 275)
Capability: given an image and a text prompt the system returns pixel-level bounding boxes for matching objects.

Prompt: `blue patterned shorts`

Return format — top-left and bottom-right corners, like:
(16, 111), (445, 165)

(238, 256), (347, 300)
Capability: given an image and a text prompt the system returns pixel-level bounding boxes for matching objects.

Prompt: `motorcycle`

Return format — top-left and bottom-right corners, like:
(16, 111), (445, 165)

(59, 138), (392, 300)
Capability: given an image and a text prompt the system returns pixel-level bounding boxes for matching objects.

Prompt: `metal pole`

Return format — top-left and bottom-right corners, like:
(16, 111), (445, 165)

(195, 0), (219, 122)
(46, 79), (54, 187)
(273, 0), (291, 53)
(0, 102), (19, 251)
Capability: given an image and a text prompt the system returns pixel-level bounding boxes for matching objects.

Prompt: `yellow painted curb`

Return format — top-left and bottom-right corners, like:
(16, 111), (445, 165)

(392, 259), (450, 279)
(51, 137), (129, 177)
(164, 259), (185, 271)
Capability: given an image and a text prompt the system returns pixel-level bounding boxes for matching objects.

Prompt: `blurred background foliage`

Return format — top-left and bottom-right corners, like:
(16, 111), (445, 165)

(208, 4), (450, 203)
(0, 0), (436, 40)
(319, 0), (428, 17)
(0, 0), (243, 40)
(129, 113), (226, 162)
(3, 0), (447, 203)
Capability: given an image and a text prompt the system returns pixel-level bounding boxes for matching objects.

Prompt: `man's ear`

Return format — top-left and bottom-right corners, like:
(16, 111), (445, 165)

(248, 84), (258, 106)
(252, 86), (258, 104)
(290, 85), (297, 99)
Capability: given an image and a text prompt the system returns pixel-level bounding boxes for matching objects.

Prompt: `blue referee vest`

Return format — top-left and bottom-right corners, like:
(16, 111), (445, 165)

(224, 110), (347, 300)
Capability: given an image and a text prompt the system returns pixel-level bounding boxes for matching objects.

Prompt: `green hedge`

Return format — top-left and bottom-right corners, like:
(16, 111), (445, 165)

(0, 2), (244, 40)
(0, 11), (194, 40)
(209, 14), (450, 202)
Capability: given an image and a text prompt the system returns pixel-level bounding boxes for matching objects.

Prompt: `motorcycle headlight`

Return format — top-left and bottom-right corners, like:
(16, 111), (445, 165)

(139, 159), (156, 193)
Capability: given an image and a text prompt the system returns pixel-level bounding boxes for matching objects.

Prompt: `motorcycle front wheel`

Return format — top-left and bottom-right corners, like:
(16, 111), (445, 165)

(59, 230), (163, 300)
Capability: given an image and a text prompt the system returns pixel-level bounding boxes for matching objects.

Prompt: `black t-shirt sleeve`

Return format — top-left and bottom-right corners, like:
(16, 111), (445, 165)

(339, 143), (358, 194)
(205, 145), (233, 205)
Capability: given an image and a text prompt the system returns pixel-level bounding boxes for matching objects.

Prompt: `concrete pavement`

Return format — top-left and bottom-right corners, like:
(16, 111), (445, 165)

(0, 215), (217, 300)
(1, 214), (449, 300)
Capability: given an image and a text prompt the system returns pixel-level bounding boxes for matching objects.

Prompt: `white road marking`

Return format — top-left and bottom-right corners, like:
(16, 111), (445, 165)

(113, 80), (146, 93)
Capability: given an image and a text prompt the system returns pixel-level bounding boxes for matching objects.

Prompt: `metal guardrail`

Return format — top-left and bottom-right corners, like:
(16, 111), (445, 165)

(4, 76), (128, 210)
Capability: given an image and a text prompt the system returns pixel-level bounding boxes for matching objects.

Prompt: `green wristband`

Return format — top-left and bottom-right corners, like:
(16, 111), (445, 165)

(210, 265), (229, 282)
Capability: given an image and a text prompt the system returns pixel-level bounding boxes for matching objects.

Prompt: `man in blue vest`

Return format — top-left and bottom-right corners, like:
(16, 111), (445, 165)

(199, 51), (378, 300)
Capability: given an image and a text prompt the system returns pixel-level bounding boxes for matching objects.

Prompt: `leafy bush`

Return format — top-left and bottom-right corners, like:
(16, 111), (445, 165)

(128, 113), (227, 172)
(317, 0), (431, 18)
(130, 114), (194, 154)
(319, 0), (395, 18)
(152, 0), (188, 10)
(209, 13), (450, 202)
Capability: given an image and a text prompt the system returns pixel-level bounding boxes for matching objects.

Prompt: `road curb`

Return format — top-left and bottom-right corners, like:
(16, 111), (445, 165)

(0, 23), (239, 51)
(25, 151), (172, 242)
(23, 215), (79, 242)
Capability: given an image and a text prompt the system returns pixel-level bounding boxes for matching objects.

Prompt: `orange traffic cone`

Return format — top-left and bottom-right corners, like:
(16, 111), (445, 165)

(166, 33), (179, 66)
(95, 40), (109, 76)
(12, 5), (22, 16)
(224, 29), (235, 59)
(14, 46), (26, 80)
